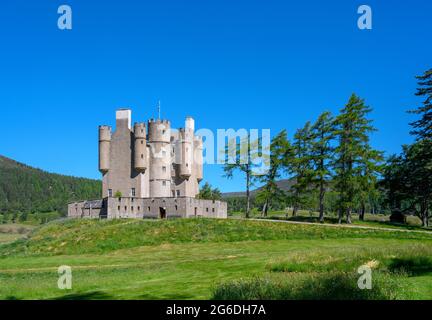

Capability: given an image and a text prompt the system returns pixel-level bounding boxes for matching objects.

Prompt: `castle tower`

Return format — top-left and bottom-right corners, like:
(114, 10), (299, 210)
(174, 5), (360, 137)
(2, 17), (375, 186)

(98, 125), (111, 173)
(148, 119), (171, 197)
(179, 117), (194, 178)
(133, 122), (147, 172)
(194, 135), (203, 182)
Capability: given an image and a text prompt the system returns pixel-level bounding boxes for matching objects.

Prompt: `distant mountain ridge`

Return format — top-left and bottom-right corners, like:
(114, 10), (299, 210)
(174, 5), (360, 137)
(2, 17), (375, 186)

(0, 155), (101, 215)
(222, 178), (295, 198)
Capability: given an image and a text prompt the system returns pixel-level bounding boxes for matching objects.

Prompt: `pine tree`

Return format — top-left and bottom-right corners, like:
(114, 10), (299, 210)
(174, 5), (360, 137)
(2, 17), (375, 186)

(310, 111), (335, 222)
(409, 68), (432, 140)
(289, 122), (314, 217)
(333, 94), (378, 224)
(223, 135), (261, 218)
(256, 130), (291, 217)
(197, 182), (222, 200)
(357, 147), (384, 220)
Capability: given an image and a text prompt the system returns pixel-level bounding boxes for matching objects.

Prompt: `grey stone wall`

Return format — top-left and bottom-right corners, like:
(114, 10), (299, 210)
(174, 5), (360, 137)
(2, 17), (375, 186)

(68, 197), (227, 219)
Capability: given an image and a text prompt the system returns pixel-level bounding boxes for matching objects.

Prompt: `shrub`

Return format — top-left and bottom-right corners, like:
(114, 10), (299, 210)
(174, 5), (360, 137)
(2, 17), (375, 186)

(212, 272), (408, 300)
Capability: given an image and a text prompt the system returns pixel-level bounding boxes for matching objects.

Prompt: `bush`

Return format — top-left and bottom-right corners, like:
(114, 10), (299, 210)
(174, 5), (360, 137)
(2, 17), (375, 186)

(212, 272), (408, 300)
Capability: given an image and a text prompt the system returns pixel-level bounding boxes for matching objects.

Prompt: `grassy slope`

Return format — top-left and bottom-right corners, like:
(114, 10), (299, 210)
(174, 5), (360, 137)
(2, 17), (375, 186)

(0, 218), (431, 300)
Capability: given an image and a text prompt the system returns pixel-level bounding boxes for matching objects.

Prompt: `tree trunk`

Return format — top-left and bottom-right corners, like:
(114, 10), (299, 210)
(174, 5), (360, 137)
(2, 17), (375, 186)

(245, 171), (250, 219)
(422, 215), (428, 227)
(262, 201), (268, 217)
(346, 208), (352, 224)
(318, 181), (325, 223)
(359, 203), (365, 221)
(292, 205), (298, 217)
(338, 209), (342, 224)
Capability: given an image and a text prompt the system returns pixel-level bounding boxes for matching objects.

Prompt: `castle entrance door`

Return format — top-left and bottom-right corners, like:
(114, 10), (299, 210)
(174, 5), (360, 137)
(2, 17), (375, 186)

(159, 207), (166, 219)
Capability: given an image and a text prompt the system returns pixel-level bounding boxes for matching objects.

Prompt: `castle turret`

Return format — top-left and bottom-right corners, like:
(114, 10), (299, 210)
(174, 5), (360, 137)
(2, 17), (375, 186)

(194, 136), (203, 182)
(148, 119), (171, 197)
(134, 122), (147, 172)
(179, 117), (194, 178)
(98, 125), (111, 173)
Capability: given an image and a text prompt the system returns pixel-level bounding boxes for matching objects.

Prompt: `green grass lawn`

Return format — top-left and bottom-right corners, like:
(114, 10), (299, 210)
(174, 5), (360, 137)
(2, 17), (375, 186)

(0, 218), (431, 300)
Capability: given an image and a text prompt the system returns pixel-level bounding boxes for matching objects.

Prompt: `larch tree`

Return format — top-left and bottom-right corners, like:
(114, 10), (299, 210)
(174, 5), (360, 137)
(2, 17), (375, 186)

(310, 111), (335, 223)
(289, 122), (314, 217)
(409, 68), (432, 140)
(333, 94), (378, 224)
(255, 130), (291, 217)
(223, 135), (262, 218)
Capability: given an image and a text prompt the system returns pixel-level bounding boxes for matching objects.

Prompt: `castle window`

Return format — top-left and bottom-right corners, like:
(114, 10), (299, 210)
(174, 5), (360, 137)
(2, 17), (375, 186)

(175, 205), (178, 211)
(131, 188), (136, 197)
(162, 151), (166, 157)
(148, 206), (151, 211)
(118, 206), (120, 212)
(212, 208), (215, 213)
(141, 140), (144, 144)
(131, 206), (134, 212)
(206, 208), (209, 212)
(138, 206), (140, 211)
(186, 163), (189, 167)
(124, 206), (127, 211)
(141, 154), (144, 159)
(176, 190), (180, 197)
(162, 130), (165, 134)
(162, 181), (166, 186)
(162, 166), (166, 173)
(172, 190), (175, 197)
(108, 189), (113, 197)
(141, 129), (144, 133)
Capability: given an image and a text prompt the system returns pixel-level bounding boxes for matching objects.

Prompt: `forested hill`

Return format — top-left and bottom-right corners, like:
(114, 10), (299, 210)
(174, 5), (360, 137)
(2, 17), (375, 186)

(0, 155), (100, 216)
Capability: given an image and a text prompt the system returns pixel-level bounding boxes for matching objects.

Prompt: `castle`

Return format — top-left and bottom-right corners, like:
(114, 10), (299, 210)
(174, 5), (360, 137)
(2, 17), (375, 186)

(68, 109), (227, 219)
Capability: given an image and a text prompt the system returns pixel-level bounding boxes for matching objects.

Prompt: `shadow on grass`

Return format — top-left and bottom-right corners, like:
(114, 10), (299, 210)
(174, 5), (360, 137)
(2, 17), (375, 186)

(388, 257), (432, 276)
(53, 291), (113, 300)
(262, 215), (430, 230)
(139, 293), (195, 299)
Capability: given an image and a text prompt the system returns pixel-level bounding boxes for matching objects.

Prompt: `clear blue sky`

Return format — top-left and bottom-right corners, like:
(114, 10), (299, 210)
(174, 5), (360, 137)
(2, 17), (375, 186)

(0, 0), (430, 192)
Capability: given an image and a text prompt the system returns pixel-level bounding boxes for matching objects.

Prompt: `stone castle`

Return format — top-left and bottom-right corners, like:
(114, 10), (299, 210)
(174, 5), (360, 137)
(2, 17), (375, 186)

(68, 109), (227, 219)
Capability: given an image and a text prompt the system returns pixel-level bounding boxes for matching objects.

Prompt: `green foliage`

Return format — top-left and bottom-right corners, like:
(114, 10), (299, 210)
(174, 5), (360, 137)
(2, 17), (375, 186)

(223, 135), (263, 218)
(288, 122), (315, 216)
(255, 130), (291, 216)
(409, 68), (432, 140)
(382, 140), (432, 226)
(309, 111), (335, 221)
(114, 190), (122, 198)
(0, 156), (100, 218)
(333, 94), (381, 223)
(197, 182), (222, 200)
